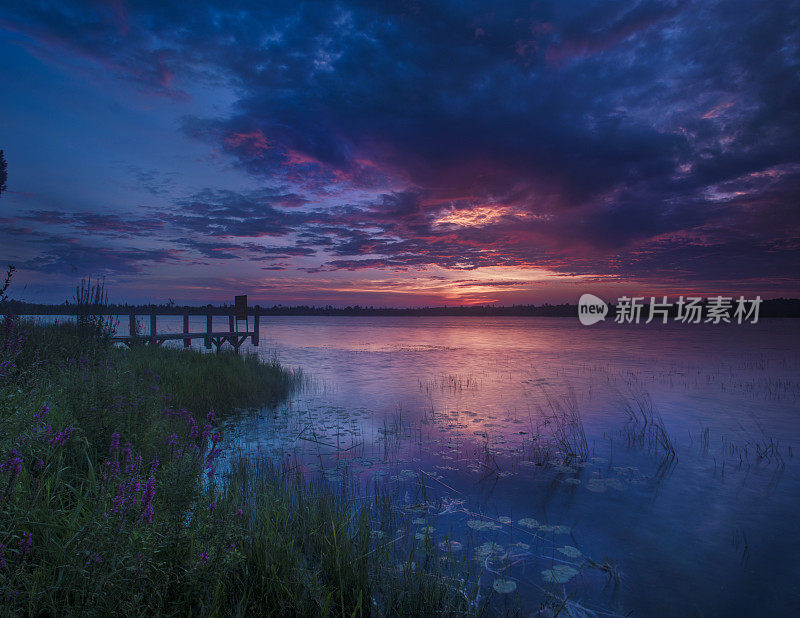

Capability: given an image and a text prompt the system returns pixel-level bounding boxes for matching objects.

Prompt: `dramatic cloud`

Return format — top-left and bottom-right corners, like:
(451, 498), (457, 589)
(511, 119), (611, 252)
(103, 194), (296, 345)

(0, 0), (798, 303)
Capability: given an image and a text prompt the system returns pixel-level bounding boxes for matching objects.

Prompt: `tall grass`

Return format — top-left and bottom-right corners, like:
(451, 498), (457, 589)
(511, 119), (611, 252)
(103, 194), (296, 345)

(74, 277), (118, 342)
(0, 315), (471, 616)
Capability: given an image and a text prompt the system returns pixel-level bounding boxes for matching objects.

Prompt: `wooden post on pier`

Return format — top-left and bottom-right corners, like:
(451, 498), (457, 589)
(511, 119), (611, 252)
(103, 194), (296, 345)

(183, 314), (190, 348)
(150, 313), (156, 341)
(205, 312), (212, 349)
(234, 295), (248, 333)
(228, 314), (235, 332)
(129, 310), (135, 338)
(252, 312), (259, 346)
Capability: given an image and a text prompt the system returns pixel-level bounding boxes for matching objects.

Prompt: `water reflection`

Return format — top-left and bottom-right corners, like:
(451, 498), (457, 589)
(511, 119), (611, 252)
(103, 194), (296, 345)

(190, 317), (797, 615)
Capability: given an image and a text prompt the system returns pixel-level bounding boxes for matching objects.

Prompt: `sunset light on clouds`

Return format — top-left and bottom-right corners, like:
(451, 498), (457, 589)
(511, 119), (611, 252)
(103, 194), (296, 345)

(0, 1), (798, 305)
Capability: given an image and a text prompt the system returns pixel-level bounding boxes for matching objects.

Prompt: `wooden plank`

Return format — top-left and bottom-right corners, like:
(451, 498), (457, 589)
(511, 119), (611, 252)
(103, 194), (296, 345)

(129, 310), (135, 338)
(229, 314), (235, 332)
(183, 314), (190, 348)
(205, 312), (212, 349)
(234, 295), (247, 320)
(252, 313), (259, 346)
(150, 313), (156, 340)
(110, 331), (255, 343)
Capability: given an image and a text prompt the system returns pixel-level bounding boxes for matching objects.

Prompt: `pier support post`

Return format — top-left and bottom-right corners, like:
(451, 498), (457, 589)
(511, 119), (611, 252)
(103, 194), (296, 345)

(205, 312), (212, 349)
(129, 310), (135, 339)
(229, 314), (235, 332)
(252, 313), (259, 346)
(183, 314), (190, 348)
(150, 313), (156, 344)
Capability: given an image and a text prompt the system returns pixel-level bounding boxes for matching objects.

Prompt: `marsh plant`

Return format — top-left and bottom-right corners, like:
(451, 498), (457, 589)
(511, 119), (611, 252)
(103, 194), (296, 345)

(0, 291), (478, 615)
(74, 276), (118, 341)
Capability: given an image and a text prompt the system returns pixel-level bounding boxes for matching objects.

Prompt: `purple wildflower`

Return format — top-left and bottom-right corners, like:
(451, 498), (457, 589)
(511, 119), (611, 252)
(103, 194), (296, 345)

(139, 477), (156, 524)
(34, 403), (49, 422)
(18, 532), (32, 556)
(87, 552), (102, 565)
(48, 426), (73, 446)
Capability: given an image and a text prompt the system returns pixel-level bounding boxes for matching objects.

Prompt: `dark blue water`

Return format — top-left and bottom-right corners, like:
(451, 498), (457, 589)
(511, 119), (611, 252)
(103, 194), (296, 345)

(119, 315), (800, 615)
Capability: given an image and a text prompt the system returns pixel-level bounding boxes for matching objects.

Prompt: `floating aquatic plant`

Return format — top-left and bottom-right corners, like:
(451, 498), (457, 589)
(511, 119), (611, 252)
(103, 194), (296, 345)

(493, 578), (517, 594)
(557, 545), (582, 558)
(542, 564), (579, 583)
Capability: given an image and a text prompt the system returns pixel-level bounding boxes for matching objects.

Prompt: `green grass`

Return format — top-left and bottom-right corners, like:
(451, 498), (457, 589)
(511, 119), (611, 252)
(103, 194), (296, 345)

(0, 318), (474, 616)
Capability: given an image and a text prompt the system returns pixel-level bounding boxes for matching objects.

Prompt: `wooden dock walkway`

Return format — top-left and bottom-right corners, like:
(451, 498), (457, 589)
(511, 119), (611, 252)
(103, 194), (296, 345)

(112, 310), (259, 352)
(17, 295), (260, 353)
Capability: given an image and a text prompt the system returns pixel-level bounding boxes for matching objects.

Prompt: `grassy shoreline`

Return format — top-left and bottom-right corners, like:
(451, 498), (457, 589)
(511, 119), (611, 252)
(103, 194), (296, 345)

(0, 319), (473, 616)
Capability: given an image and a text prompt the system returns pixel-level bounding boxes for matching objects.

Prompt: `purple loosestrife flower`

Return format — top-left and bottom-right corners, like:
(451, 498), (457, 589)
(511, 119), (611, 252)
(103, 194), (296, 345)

(19, 532), (32, 556)
(0, 544), (5, 569)
(1, 450), (23, 478)
(139, 477), (156, 524)
(198, 552), (210, 566)
(109, 432), (120, 454)
(87, 552), (102, 565)
(34, 403), (49, 423)
(121, 443), (133, 462)
(48, 426), (73, 446)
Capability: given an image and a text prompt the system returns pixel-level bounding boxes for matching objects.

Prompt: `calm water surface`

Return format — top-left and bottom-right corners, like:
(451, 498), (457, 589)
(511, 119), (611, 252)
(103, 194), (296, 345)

(144, 316), (800, 615)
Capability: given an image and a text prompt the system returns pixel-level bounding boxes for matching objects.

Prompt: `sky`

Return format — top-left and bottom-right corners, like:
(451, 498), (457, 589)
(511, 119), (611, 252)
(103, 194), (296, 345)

(0, 0), (798, 307)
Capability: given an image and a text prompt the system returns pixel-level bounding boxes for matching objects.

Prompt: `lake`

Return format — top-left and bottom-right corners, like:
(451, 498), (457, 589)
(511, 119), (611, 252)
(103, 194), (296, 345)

(105, 315), (800, 614)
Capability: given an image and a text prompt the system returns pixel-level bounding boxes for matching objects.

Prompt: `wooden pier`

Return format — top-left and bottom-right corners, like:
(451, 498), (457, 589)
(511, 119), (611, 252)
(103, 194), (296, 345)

(114, 295), (259, 351)
(17, 295), (260, 353)
(110, 311), (259, 352)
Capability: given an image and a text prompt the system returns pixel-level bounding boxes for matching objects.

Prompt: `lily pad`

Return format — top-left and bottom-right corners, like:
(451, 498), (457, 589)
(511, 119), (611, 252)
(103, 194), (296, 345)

(492, 578), (517, 594)
(517, 518), (539, 529)
(542, 564), (579, 583)
(438, 540), (463, 552)
(586, 479), (607, 493)
(557, 545), (582, 558)
(467, 519), (501, 531)
(474, 542), (505, 562)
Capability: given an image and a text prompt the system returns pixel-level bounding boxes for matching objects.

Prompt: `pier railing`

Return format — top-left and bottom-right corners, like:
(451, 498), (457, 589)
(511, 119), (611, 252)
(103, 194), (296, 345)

(14, 305), (260, 352)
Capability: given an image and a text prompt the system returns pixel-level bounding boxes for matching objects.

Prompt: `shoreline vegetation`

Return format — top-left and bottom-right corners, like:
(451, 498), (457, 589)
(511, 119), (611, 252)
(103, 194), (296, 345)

(0, 280), (477, 615)
(3, 298), (800, 318)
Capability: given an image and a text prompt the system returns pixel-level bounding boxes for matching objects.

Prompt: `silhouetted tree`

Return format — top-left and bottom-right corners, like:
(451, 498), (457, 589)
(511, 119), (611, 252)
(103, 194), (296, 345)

(0, 150), (7, 198)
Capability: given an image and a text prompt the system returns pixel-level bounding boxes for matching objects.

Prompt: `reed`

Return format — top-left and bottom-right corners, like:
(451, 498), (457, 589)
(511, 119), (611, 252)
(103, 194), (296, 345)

(0, 313), (473, 616)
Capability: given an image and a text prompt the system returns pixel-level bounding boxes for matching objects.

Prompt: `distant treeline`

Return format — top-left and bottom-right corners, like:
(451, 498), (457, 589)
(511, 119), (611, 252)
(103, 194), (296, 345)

(3, 298), (800, 317)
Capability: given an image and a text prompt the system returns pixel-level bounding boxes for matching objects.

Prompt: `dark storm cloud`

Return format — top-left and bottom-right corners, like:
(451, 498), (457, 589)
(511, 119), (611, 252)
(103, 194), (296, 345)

(20, 210), (163, 237)
(2, 0), (798, 286)
(167, 189), (305, 237)
(18, 236), (178, 275)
